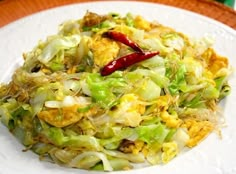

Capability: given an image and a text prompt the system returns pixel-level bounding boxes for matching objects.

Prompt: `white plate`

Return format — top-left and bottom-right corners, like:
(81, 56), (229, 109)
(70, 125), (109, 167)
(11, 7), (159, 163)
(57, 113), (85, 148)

(0, 1), (236, 174)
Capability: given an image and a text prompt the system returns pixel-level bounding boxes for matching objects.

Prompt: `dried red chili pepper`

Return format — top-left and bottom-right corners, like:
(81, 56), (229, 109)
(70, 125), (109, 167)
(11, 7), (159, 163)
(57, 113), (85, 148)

(101, 51), (159, 76)
(103, 31), (143, 53)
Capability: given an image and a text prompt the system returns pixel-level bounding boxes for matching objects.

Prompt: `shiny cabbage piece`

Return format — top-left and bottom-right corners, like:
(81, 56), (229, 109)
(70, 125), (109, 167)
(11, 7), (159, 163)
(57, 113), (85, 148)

(0, 100), (36, 146)
(136, 123), (171, 144)
(69, 151), (113, 171)
(0, 99), (21, 126)
(38, 34), (81, 65)
(109, 93), (145, 127)
(41, 127), (101, 150)
(134, 78), (161, 101)
(85, 72), (127, 109)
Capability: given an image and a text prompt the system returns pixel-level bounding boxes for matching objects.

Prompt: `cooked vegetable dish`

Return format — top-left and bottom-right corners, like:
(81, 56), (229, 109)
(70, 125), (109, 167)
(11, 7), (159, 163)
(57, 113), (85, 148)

(0, 12), (231, 171)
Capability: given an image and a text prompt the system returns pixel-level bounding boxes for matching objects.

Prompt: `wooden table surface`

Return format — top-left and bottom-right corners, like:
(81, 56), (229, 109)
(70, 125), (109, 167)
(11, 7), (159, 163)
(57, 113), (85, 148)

(0, 0), (236, 29)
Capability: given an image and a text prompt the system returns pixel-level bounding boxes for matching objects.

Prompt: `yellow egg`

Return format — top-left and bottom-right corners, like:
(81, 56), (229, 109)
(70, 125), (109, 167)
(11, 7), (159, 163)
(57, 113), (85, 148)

(37, 105), (97, 127)
(161, 141), (178, 163)
(183, 119), (214, 147)
(89, 35), (120, 67)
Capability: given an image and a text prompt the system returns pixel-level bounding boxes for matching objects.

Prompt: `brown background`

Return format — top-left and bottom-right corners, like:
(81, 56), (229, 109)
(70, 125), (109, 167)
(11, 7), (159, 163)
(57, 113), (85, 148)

(0, 0), (236, 29)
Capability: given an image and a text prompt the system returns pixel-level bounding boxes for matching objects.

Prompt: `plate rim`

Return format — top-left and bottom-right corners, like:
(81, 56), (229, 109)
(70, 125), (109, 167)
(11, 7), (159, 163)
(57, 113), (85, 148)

(0, 0), (236, 36)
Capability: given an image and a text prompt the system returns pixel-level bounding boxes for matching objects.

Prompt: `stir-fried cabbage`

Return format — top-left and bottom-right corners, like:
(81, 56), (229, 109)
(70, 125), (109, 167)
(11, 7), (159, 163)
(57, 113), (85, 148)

(0, 11), (231, 171)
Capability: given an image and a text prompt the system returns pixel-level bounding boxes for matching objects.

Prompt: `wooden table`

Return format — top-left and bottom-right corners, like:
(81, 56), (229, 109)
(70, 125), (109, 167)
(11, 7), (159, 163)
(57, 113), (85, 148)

(0, 0), (236, 29)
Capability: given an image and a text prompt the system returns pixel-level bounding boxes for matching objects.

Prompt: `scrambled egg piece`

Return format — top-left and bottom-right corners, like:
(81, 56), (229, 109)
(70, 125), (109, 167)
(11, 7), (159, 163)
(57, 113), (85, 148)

(134, 15), (152, 31)
(156, 95), (181, 128)
(209, 56), (228, 75)
(183, 119), (214, 147)
(67, 66), (77, 74)
(161, 141), (178, 163)
(156, 95), (172, 112)
(81, 11), (106, 28)
(110, 93), (145, 127)
(132, 140), (145, 154)
(160, 111), (182, 128)
(89, 34), (120, 67)
(203, 48), (228, 75)
(38, 105), (97, 128)
(120, 140), (145, 154)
